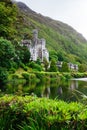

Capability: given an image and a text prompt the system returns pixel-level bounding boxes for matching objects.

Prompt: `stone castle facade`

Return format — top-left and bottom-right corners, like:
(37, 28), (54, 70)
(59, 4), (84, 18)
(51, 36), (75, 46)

(21, 29), (49, 62)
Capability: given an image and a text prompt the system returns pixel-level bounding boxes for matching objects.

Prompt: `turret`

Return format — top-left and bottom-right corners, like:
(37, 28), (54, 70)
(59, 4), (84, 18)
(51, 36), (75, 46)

(33, 29), (38, 39)
(41, 38), (46, 49)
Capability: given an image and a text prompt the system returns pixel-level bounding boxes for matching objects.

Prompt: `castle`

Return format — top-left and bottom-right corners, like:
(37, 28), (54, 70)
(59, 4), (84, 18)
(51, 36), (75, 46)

(21, 29), (49, 62)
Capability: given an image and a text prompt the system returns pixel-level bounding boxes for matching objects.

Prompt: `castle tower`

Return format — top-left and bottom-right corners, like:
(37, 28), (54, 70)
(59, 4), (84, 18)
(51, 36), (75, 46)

(41, 38), (46, 50)
(33, 29), (38, 39)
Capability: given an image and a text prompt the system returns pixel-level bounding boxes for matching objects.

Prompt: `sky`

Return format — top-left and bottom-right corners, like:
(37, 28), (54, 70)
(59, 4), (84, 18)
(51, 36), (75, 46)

(16, 0), (87, 39)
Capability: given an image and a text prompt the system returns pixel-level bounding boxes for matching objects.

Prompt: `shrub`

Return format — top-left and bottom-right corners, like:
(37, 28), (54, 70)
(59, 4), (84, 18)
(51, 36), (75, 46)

(20, 63), (28, 71)
(35, 72), (46, 82)
(49, 59), (58, 72)
(0, 67), (8, 84)
(71, 72), (85, 78)
(61, 62), (69, 72)
(0, 38), (16, 69)
(62, 72), (71, 79)
(12, 74), (19, 79)
(28, 61), (42, 71)
(9, 68), (16, 74)
(0, 95), (87, 130)
(22, 72), (37, 83)
(22, 72), (30, 81)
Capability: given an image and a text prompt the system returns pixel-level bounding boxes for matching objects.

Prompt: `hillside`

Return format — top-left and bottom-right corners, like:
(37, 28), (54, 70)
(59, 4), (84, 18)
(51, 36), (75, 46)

(15, 2), (87, 64)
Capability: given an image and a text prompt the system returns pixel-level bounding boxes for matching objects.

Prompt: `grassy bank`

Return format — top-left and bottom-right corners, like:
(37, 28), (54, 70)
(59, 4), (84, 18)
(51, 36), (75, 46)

(9, 68), (71, 84)
(9, 69), (87, 85)
(0, 95), (87, 130)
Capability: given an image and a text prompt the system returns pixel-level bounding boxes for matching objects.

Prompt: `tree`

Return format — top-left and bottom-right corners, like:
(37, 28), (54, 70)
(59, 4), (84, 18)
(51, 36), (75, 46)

(57, 51), (65, 61)
(21, 46), (30, 64)
(2, 0), (13, 6)
(36, 58), (41, 65)
(0, 2), (17, 39)
(61, 62), (69, 72)
(49, 59), (58, 72)
(0, 38), (15, 68)
(0, 67), (8, 84)
(79, 64), (87, 72)
(49, 50), (58, 61)
(14, 42), (30, 64)
(28, 61), (42, 71)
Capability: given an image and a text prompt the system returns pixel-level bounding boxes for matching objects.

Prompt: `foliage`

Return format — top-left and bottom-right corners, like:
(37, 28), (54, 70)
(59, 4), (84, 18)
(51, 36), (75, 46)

(2, 0), (13, 6)
(0, 38), (16, 68)
(49, 59), (58, 72)
(57, 50), (65, 61)
(20, 46), (30, 64)
(19, 63), (28, 71)
(36, 58), (41, 65)
(12, 74), (20, 79)
(79, 63), (87, 72)
(34, 72), (46, 83)
(22, 72), (37, 83)
(0, 1), (17, 39)
(71, 72), (86, 78)
(61, 62), (69, 72)
(14, 41), (30, 65)
(49, 50), (58, 61)
(61, 72), (71, 80)
(0, 67), (8, 84)
(22, 72), (30, 82)
(28, 61), (43, 71)
(0, 95), (87, 130)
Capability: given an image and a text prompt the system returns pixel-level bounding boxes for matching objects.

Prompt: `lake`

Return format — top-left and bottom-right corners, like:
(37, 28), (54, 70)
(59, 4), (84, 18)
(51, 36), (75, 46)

(1, 78), (87, 102)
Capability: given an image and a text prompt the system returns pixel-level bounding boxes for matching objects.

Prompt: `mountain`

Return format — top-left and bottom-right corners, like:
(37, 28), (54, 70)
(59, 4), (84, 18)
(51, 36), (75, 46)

(15, 2), (87, 64)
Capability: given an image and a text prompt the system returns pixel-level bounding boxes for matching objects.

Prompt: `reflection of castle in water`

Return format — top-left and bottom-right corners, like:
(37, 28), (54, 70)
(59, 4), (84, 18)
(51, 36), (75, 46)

(58, 87), (63, 95)
(36, 80), (79, 99)
(41, 87), (50, 98)
(69, 80), (78, 91)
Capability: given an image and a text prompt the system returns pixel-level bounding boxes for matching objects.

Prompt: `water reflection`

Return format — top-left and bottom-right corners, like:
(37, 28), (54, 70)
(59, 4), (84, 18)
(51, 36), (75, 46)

(41, 87), (50, 98)
(1, 78), (87, 102)
(69, 80), (78, 91)
(58, 87), (63, 95)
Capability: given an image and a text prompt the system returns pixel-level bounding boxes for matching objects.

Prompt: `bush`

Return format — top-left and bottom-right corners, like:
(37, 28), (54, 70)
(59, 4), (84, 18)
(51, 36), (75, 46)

(22, 72), (37, 83)
(0, 38), (16, 69)
(62, 72), (71, 79)
(71, 72), (85, 78)
(28, 61), (42, 71)
(34, 72), (46, 82)
(22, 72), (30, 81)
(0, 67), (8, 84)
(9, 68), (16, 74)
(20, 63), (28, 71)
(49, 59), (58, 72)
(0, 95), (87, 130)
(12, 74), (19, 79)
(61, 62), (69, 72)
